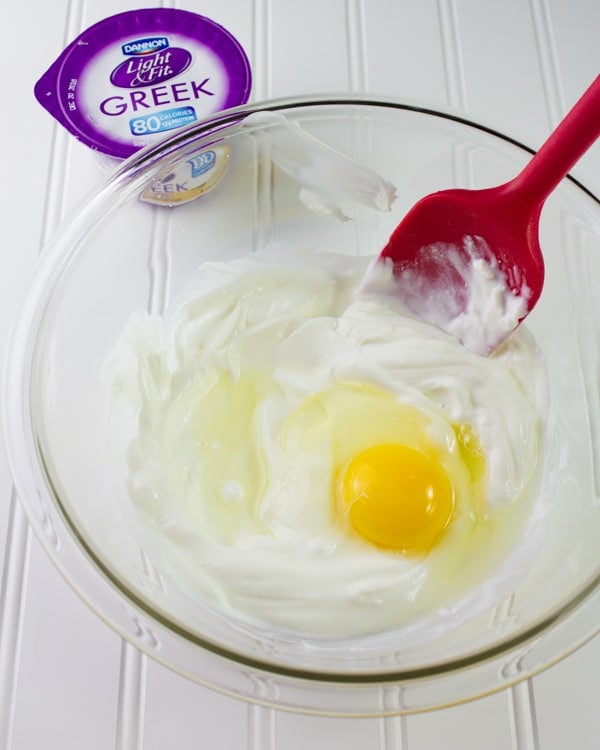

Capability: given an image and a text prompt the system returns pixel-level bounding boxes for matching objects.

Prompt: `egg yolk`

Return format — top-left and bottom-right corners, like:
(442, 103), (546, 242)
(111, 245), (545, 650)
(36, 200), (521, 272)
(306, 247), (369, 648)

(338, 444), (455, 554)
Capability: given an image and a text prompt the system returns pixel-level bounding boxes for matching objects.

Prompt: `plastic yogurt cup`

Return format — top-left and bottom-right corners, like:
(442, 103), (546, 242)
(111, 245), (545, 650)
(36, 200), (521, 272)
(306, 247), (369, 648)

(35, 8), (252, 159)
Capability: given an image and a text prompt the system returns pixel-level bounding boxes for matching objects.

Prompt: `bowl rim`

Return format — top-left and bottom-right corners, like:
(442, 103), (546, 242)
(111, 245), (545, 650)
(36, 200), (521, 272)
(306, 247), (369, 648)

(3, 93), (600, 704)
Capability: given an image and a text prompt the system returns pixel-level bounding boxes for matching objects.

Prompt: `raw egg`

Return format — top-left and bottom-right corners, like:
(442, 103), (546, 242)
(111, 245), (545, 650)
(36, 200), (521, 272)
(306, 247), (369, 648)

(280, 380), (480, 554)
(183, 369), (482, 556)
(338, 443), (455, 553)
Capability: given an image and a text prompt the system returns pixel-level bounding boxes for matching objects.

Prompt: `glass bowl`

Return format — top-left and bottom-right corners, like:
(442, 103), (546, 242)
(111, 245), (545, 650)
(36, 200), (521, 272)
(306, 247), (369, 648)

(4, 96), (600, 716)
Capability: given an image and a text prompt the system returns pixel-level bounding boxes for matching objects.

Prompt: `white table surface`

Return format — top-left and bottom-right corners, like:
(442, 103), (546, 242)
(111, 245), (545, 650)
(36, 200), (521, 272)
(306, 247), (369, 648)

(2, 1), (600, 748)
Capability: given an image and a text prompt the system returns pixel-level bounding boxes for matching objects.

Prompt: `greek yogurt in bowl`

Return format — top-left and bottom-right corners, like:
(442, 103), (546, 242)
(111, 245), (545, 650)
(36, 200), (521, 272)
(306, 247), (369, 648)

(105, 245), (549, 640)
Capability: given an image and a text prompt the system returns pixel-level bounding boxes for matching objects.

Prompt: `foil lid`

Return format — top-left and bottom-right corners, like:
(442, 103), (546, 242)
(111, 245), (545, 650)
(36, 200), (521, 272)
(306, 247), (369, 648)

(35, 8), (252, 159)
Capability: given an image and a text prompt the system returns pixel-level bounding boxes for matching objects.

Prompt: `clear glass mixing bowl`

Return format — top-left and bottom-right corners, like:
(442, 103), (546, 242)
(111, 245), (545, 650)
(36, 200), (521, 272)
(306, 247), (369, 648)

(4, 96), (600, 716)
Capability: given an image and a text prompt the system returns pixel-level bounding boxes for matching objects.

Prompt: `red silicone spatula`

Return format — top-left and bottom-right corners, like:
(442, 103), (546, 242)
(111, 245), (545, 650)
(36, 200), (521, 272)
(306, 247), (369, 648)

(378, 75), (600, 353)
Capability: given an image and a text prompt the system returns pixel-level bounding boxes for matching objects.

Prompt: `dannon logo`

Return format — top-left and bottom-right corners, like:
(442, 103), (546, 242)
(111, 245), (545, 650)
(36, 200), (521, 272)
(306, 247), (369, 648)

(110, 46), (192, 88)
(121, 37), (170, 56)
(188, 151), (217, 178)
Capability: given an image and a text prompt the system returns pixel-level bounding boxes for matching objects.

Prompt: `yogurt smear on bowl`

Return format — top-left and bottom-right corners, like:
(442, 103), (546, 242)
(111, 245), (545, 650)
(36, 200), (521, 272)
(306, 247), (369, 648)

(105, 247), (549, 638)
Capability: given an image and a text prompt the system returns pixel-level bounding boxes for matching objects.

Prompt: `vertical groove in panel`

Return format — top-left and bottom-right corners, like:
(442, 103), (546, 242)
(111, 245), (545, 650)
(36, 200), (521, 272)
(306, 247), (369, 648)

(508, 680), (540, 750)
(346, 0), (373, 255)
(560, 211), (600, 501)
(248, 703), (275, 750)
(146, 0), (177, 315)
(133, 7), (176, 723)
(39, 4), (86, 247)
(252, 0), (272, 100)
(248, 674), (280, 747)
(528, 0), (565, 126)
(248, 0), (275, 742)
(345, 0), (369, 92)
(115, 641), (147, 750)
(147, 212), (172, 315)
(345, 0), (374, 253)
(436, 0), (468, 111)
(124, 9), (175, 743)
(0, 2), (85, 747)
(452, 141), (475, 188)
(120, 180), (156, 742)
(251, 0), (274, 247)
(251, 0), (274, 254)
(136, 18), (175, 723)
(378, 686), (408, 750)
(0, 493), (31, 750)
(252, 129), (275, 254)
(38, 124), (74, 248)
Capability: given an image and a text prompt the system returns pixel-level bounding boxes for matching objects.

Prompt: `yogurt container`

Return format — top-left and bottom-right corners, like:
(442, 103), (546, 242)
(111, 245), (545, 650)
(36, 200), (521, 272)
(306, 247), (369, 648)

(35, 9), (252, 159)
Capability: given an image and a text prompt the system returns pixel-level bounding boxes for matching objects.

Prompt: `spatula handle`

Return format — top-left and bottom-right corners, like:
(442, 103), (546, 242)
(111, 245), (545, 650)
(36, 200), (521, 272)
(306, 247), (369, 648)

(509, 75), (600, 208)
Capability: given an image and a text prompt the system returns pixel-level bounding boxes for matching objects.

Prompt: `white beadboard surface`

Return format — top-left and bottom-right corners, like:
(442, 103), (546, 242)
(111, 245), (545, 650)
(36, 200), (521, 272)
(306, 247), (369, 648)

(1, 1), (599, 748)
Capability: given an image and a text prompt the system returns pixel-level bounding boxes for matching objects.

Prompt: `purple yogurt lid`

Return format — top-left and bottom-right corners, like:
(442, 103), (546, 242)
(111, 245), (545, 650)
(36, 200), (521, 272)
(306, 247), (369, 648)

(35, 9), (252, 159)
